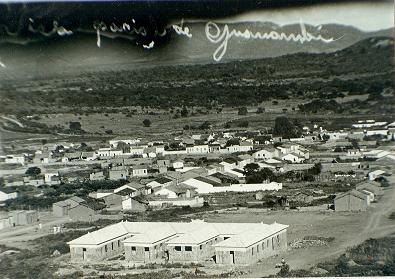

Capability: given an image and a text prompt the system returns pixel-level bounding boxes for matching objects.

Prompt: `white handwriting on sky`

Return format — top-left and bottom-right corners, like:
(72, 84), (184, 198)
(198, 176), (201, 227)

(25, 18), (338, 63)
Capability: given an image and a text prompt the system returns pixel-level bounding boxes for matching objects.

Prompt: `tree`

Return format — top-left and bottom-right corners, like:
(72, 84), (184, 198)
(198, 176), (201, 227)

(117, 141), (130, 153)
(238, 121), (249, 128)
(244, 163), (260, 175)
(245, 167), (275, 184)
(225, 138), (240, 147)
(256, 107), (264, 114)
(238, 107), (248, 115)
(180, 106), (189, 117)
(199, 121), (211, 130)
(309, 163), (322, 176)
(273, 116), (302, 139)
(322, 134), (330, 141)
(25, 167), (41, 177)
(143, 119), (151, 127)
(69, 121), (82, 131)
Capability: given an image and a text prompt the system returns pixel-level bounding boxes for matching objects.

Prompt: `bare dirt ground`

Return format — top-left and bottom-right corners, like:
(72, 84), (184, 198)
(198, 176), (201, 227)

(0, 212), (70, 249)
(200, 174), (395, 277)
(0, 176), (393, 278)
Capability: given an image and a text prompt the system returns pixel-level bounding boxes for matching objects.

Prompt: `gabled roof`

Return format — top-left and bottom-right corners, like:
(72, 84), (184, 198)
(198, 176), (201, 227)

(231, 168), (244, 174)
(81, 151), (95, 157)
(133, 165), (148, 170)
(151, 177), (173, 185)
(240, 141), (253, 146)
(67, 221), (290, 247)
(116, 188), (136, 196)
(67, 222), (129, 245)
(166, 225), (220, 245)
(123, 224), (177, 244)
(64, 152), (81, 158)
(194, 176), (222, 187)
(167, 184), (195, 194)
(53, 196), (85, 208)
(356, 181), (382, 195)
(214, 223), (288, 248)
(369, 170), (386, 176)
(335, 189), (368, 201)
(238, 154), (252, 160)
(0, 188), (18, 194)
(116, 182), (145, 192)
(69, 196), (85, 203)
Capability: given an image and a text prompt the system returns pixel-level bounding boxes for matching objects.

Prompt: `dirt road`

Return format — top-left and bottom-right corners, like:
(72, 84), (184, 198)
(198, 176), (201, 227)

(0, 212), (70, 248)
(245, 176), (395, 277)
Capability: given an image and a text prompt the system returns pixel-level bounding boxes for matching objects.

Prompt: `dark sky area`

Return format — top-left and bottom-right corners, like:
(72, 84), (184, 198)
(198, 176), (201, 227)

(0, 0), (387, 39)
(0, 0), (391, 78)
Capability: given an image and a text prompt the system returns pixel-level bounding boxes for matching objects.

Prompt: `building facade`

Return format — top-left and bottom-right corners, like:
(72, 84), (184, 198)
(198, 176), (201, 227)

(68, 221), (288, 265)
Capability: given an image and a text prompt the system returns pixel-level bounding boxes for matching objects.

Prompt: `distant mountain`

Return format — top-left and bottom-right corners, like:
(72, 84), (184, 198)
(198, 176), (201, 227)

(0, 21), (392, 80)
(169, 21), (393, 61)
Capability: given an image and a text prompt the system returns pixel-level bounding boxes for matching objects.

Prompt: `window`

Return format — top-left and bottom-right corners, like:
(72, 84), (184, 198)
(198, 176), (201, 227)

(257, 244), (259, 253)
(277, 235), (280, 244)
(224, 237), (230, 240)
(199, 245), (203, 250)
(185, 246), (192, 251)
(112, 243), (114, 250)
(131, 246), (136, 251)
(118, 240), (121, 247)
(82, 248), (86, 252)
(144, 247), (149, 252)
(175, 246), (181, 251)
(262, 242), (264, 250)
(105, 245), (108, 252)
(252, 247), (254, 255)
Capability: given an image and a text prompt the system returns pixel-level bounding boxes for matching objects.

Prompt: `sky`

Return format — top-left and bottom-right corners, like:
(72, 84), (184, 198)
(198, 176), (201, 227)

(214, 1), (394, 32)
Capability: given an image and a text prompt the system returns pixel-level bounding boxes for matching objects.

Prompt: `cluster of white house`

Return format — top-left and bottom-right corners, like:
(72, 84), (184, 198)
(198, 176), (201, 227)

(67, 220), (288, 265)
(2, 119), (394, 167)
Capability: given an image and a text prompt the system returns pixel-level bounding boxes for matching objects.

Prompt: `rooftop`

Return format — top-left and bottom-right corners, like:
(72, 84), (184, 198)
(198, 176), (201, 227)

(67, 221), (288, 247)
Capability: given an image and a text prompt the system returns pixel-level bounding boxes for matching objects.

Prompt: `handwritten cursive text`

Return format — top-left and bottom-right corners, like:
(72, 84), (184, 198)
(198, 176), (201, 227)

(205, 21), (339, 62)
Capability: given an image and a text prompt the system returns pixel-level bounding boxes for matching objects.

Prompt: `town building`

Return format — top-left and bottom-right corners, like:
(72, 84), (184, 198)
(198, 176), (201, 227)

(0, 189), (18, 202)
(132, 165), (148, 177)
(67, 220), (288, 265)
(334, 190), (370, 211)
(4, 154), (25, 165)
(52, 196), (86, 217)
(109, 169), (129, 180)
(9, 210), (39, 226)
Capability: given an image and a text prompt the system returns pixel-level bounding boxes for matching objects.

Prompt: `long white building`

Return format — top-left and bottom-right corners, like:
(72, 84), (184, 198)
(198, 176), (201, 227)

(67, 220), (288, 265)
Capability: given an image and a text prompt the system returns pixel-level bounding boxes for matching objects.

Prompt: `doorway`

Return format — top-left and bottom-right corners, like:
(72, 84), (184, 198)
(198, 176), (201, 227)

(144, 247), (150, 262)
(230, 251), (235, 264)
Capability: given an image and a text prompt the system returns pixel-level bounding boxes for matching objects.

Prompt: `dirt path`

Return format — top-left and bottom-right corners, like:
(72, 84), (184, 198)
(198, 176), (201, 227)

(242, 176), (395, 278)
(0, 213), (70, 248)
(1, 116), (24, 128)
